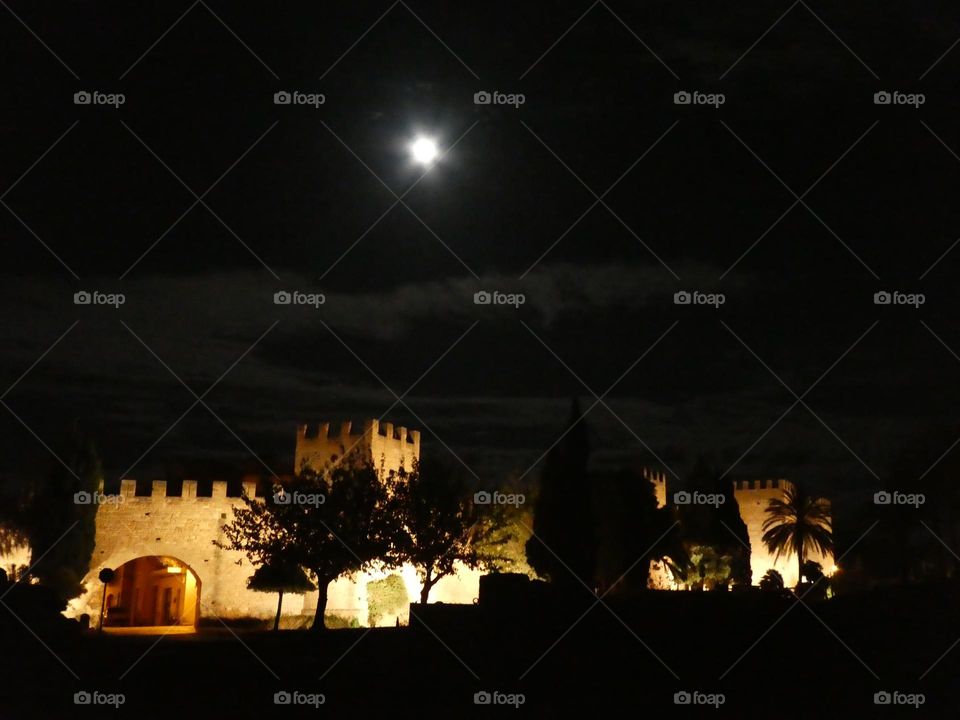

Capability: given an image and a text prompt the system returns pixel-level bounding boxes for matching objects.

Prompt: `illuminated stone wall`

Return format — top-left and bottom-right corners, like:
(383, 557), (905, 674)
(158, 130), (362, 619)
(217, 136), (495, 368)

(65, 420), (474, 627)
(647, 474), (834, 589)
(66, 479), (284, 625)
(733, 478), (834, 588)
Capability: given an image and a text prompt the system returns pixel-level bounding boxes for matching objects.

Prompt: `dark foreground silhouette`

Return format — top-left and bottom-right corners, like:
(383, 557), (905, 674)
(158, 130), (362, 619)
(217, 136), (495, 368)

(1, 581), (958, 718)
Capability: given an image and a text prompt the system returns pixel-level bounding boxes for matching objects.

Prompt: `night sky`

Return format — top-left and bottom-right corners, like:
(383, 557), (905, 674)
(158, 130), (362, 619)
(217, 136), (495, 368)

(2, 1), (959, 512)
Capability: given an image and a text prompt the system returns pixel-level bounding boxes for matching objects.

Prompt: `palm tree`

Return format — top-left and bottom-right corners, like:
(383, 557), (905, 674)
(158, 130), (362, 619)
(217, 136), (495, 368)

(761, 484), (833, 590)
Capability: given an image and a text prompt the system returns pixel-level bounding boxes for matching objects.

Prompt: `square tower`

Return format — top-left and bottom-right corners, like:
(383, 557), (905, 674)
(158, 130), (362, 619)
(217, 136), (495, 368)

(295, 419), (421, 477)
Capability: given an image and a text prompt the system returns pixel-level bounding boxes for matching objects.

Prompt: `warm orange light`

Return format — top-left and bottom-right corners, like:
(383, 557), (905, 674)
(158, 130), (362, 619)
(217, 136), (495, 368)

(166, 566), (182, 574)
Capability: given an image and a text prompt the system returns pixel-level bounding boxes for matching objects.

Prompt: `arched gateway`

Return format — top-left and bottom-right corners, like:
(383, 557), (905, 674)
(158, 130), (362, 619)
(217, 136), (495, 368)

(102, 556), (200, 628)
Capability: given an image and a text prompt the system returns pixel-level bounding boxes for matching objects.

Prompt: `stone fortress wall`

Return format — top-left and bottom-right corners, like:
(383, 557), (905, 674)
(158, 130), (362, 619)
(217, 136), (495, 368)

(39, 424), (832, 627)
(733, 478), (834, 588)
(649, 474), (834, 588)
(65, 420), (471, 628)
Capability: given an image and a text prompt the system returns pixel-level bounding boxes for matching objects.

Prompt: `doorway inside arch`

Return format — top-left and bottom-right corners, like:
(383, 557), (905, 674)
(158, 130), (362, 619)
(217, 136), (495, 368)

(102, 556), (200, 628)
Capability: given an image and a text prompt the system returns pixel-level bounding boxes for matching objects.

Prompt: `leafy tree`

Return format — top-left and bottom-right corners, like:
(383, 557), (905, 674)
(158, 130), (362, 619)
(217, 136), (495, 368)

(759, 568), (785, 592)
(366, 574), (408, 626)
(248, 561), (315, 631)
(762, 484), (833, 590)
(477, 504), (535, 576)
(219, 459), (392, 631)
(525, 398), (595, 590)
(471, 471), (536, 577)
(25, 426), (102, 606)
(388, 457), (509, 603)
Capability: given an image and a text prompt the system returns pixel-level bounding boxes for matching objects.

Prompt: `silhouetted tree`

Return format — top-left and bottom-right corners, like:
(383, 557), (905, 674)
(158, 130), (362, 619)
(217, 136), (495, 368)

(675, 459), (752, 589)
(850, 426), (960, 587)
(219, 459), (391, 631)
(762, 484), (833, 590)
(759, 569), (784, 591)
(800, 560), (827, 600)
(525, 399), (596, 590)
(25, 425), (102, 606)
(594, 467), (687, 594)
(247, 561), (315, 631)
(388, 458), (509, 603)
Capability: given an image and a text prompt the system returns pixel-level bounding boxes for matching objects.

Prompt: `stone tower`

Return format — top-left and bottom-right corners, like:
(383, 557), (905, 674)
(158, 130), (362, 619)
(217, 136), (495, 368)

(294, 419), (421, 477)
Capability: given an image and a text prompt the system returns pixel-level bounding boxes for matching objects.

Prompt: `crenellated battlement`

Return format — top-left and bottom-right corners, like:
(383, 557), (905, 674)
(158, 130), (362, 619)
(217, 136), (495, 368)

(297, 419), (421, 444)
(105, 477), (261, 500)
(642, 467), (668, 508)
(295, 418), (420, 477)
(642, 467), (668, 486)
(732, 478), (796, 493)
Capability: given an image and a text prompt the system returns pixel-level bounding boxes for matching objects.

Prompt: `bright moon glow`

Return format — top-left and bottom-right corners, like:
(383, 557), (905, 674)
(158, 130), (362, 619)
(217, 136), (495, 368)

(410, 136), (439, 165)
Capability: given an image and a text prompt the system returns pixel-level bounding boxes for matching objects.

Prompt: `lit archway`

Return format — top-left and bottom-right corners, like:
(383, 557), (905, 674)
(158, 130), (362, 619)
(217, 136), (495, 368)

(101, 556), (201, 628)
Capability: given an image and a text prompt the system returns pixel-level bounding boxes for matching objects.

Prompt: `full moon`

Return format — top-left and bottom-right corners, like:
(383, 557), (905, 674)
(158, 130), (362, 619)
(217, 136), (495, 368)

(409, 136), (439, 165)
